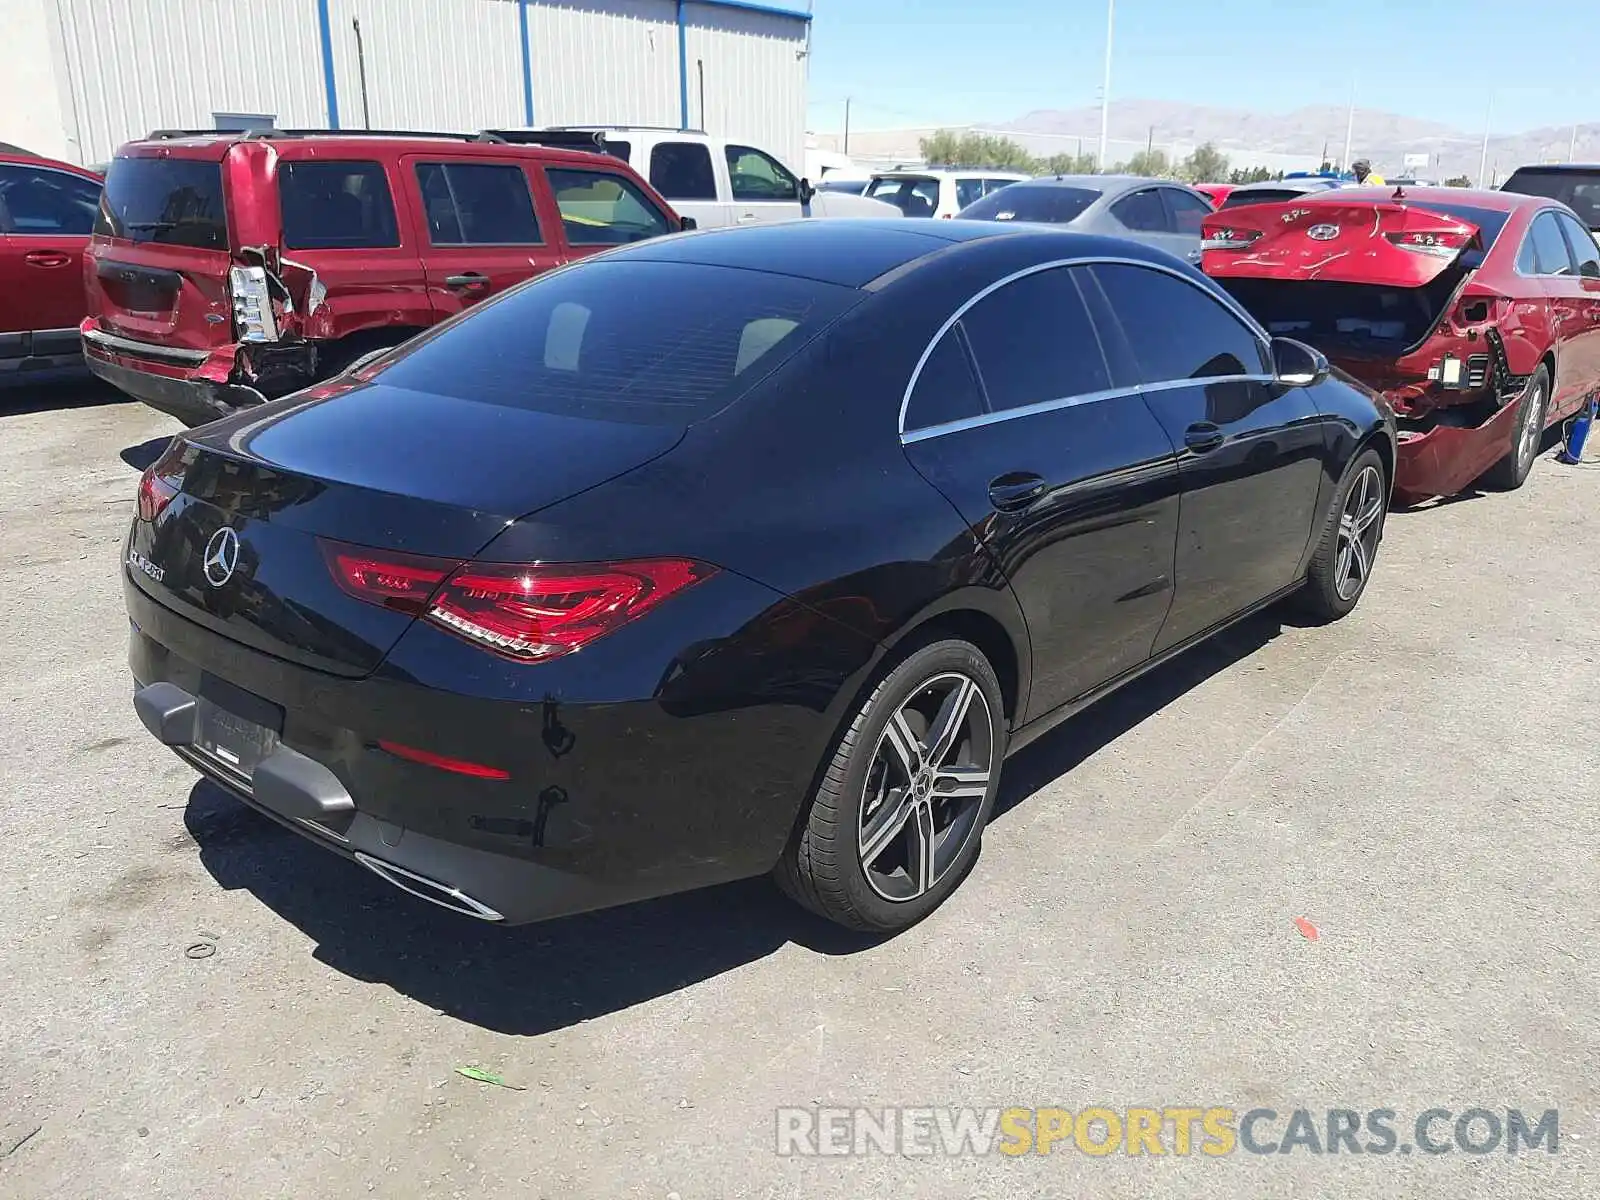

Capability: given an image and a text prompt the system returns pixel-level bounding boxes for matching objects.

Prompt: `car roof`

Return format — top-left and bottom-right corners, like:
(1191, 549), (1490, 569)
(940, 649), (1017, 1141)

(0, 151), (101, 178)
(1504, 163), (1600, 173)
(871, 168), (1031, 179)
(114, 130), (625, 170)
(605, 217), (1188, 289)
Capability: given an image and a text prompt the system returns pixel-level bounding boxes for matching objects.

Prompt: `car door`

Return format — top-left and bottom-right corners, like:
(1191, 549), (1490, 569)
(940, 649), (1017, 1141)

(540, 164), (675, 262)
(1085, 261), (1324, 651)
(1109, 186), (1186, 261)
(1523, 209), (1587, 412)
(953, 177), (986, 215)
(403, 155), (564, 319)
(723, 143), (804, 225)
(898, 264), (1183, 721)
(0, 161), (99, 349)
(645, 138), (726, 229)
(1553, 211), (1600, 417)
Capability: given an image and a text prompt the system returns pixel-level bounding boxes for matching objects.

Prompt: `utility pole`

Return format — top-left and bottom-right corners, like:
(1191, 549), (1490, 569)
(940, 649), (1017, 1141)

(843, 97), (851, 155)
(1097, 0), (1114, 171)
(1146, 125), (1154, 156)
(1341, 76), (1356, 172)
(1478, 92), (1494, 188)
(1571, 123), (1580, 163)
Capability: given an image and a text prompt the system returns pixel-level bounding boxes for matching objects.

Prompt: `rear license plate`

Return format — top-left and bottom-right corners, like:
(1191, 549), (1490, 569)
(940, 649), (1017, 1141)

(194, 696), (279, 778)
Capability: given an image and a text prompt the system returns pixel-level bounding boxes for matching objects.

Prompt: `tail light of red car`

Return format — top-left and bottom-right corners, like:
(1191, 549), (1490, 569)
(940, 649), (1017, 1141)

(1385, 229), (1471, 259)
(321, 540), (717, 661)
(136, 466), (178, 523)
(1200, 223), (1263, 251)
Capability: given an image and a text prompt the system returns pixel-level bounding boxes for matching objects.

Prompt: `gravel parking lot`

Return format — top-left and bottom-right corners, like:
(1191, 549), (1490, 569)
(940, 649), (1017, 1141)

(3, 379), (1597, 1199)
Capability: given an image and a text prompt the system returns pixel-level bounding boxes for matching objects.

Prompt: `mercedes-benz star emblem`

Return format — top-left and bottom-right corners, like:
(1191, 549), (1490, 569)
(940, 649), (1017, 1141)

(1307, 223), (1340, 241)
(203, 527), (240, 587)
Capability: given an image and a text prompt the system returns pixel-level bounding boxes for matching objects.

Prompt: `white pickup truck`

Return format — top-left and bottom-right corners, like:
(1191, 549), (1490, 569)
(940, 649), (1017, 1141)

(498, 126), (900, 228)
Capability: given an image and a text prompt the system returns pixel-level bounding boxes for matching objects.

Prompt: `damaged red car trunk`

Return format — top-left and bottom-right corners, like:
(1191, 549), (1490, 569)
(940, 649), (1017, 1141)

(1202, 186), (1600, 503)
(81, 129), (685, 427)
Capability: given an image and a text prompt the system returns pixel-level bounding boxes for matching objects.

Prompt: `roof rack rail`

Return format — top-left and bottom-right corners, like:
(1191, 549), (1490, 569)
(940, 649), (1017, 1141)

(541, 124), (708, 135)
(146, 127), (492, 143)
(479, 128), (612, 152)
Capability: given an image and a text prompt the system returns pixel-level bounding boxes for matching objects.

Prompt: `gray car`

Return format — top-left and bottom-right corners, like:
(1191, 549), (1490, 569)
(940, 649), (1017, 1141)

(956, 174), (1215, 263)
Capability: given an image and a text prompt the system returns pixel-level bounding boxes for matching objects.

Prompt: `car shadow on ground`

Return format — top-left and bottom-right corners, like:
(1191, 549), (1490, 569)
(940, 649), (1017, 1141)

(185, 608), (1291, 1038)
(0, 372), (127, 417)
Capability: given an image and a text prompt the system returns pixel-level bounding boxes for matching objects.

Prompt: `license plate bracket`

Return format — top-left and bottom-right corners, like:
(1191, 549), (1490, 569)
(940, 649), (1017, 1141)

(193, 696), (280, 779)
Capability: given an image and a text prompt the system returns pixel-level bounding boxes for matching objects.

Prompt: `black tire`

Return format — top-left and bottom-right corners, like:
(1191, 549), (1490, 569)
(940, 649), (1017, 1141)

(775, 638), (1006, 933)
(1479, 366), (1549, 491)
(1294, 447), (1387, 623)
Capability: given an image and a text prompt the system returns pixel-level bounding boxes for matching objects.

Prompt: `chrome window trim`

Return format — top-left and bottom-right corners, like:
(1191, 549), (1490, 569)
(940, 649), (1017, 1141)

(903, 374), (1277, 444)
(897, 254), (1273, 439)
(1514, 208), (1578, 279)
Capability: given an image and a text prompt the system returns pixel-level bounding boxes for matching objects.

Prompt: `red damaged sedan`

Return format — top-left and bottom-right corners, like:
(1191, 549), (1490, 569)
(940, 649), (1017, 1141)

(1201, 187), (1600, 503)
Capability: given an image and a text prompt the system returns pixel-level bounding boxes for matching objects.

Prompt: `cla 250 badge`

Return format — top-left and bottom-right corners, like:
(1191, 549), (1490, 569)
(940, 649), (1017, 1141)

(126, 547), (164, 584)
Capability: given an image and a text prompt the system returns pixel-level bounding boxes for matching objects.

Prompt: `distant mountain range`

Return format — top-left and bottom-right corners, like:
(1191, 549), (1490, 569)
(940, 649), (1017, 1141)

(996, 100), (1595, 182)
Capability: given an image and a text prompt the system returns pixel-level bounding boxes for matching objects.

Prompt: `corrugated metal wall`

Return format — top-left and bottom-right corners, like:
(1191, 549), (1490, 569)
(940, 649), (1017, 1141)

(684, 4), (806, 175)
(527, 1), (679, 131)
(45, 0), (808, 170)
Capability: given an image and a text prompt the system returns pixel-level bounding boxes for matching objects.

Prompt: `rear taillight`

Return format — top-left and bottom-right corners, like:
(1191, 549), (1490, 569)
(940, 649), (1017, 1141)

(228, 264), (279, 343)
(136, 465), (178, 523)
(1200, 226), (1263, 251)
(321, 541), (716, 661)
(1385, 230), (1470, 259)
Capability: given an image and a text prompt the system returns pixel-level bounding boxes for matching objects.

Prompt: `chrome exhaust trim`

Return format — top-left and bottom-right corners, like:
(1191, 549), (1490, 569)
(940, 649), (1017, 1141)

(353, 852), (505, 922)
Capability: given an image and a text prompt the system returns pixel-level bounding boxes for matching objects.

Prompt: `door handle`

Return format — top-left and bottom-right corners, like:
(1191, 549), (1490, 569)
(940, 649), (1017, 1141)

(444, 272), (490, 289)
(24, 251), (72, 268)
(1183, 421), (1226, 452)
(736, 213), (759, 223)
(987, 472), (1047, 512)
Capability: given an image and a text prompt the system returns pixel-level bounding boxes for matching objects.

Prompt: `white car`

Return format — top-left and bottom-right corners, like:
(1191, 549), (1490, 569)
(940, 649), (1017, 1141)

(502, 127), (899, 227)
(864, 169), (1031, 219)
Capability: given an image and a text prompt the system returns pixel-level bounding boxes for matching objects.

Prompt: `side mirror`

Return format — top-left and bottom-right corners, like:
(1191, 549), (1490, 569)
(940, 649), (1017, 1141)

(798, 177), (816, 205)
(1271, 336), (1328, 387)
(678, 215), (698, 231)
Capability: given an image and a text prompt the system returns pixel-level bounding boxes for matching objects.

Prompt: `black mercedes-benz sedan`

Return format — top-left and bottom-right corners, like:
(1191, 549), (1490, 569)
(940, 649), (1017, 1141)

(125, 219), (1395, 933)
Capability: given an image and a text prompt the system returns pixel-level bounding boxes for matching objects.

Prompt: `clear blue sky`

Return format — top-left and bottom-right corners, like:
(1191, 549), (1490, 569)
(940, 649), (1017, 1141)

(805, 0), (1596, 136)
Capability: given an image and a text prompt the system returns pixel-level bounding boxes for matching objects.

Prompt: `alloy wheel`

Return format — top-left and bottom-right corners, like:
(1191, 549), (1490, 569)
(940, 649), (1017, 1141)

(858, 672), (995, 903)
(1517, 379), (1546, 475)
(1334, 465), (1384, 602)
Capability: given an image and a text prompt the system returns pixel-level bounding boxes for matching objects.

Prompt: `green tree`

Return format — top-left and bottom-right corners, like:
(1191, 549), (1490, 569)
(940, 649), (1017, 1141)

(1180, 142), (1230, 183)
(1042, 151), (1099, 176)
(1444, 175), (1472, 188)
(1123, 148), (1171, 178)
(918, 129), (1037, 171)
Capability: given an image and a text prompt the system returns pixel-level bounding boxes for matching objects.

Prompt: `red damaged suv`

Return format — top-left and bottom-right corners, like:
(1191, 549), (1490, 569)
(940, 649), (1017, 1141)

(82, 129), (687, 426)
(1201, 186), (1600, 503)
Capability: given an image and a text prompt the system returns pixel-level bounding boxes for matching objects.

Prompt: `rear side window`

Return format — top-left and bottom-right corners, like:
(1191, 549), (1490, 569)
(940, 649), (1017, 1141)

(1091, 263), (1269, 382)
(279, 160), (398, 250)
(371, 260), (857, 424)
(958, 184), (1099, 225)
(414, 162), (540, 245)
(1503, 169), (1600, 230)
(1526, 211), (1575, 276)
(1112, 188), (1170, 232)
(649, 142), (717, 201)
(545, 168), (672, 246)
(0, 164), (100, 235)
(956, 178), (984, 210)
(960, 266), (1110, 411)
(96, 156), (227, 249)
(905, 330), (986, 431)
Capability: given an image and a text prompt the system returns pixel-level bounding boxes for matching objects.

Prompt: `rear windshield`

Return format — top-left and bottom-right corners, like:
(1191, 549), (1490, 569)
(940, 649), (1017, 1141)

(95, 156), (228, 249)
(1404, 201), (1511, 252)
(370, 260), (861, 425)
(958, 184), (1099, 224)
(1502, 168), (1600, 229)
(866, 177), (940, 216)
(1220, 188), (1308, 209)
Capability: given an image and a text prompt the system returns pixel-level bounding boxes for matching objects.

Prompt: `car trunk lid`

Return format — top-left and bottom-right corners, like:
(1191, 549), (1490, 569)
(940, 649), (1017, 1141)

(126, 379), (685, 677)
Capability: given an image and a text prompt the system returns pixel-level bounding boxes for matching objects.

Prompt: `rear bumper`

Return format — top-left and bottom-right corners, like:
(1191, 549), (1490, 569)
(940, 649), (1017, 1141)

(83, 331), (266, 427)
(1392, 399), (1522, 504)
(123, 559), (853, 926)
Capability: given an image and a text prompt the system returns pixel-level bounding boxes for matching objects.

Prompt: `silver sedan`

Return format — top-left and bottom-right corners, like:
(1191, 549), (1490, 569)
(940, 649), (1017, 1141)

(956, 174), (1216, 263)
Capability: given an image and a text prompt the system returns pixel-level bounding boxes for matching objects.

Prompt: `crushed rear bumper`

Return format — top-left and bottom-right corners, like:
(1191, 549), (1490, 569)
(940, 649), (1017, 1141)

(86, 351), (266, 427)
